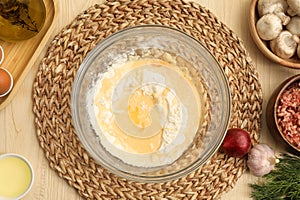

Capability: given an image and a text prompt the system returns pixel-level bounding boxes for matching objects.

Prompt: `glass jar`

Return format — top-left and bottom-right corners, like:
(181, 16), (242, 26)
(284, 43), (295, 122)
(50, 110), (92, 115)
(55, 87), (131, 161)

(0, 0), (46, 42)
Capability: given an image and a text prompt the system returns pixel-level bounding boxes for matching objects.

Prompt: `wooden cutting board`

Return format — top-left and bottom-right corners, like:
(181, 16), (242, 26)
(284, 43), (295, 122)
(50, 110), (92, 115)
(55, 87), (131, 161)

(0, 0), (57, 109)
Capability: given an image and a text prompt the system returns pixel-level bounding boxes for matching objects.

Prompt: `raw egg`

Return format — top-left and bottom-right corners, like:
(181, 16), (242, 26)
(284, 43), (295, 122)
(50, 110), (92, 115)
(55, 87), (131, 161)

(0, 67), (13, 97)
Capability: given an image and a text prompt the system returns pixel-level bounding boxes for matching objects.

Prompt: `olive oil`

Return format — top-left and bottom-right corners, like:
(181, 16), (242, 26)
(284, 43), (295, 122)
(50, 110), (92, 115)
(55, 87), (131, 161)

(0, 156), (33, 198)
(0, 0), (46, 42)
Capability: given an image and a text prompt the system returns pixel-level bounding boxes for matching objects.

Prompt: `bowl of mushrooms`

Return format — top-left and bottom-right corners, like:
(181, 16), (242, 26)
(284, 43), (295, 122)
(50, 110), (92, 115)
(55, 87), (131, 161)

(249, 0), (300, 69)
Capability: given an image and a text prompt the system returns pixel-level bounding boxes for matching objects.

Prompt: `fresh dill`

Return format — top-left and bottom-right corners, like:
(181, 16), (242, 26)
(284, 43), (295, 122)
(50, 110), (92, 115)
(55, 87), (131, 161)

(250, 154), (300, 200)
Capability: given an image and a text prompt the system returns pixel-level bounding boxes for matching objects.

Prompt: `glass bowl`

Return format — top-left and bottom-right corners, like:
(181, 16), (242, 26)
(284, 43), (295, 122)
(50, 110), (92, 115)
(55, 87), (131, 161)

(71, 25), (231, 183)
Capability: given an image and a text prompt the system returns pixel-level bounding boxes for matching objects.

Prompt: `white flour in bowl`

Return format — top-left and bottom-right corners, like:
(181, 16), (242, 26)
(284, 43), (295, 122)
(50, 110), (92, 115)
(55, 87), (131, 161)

(87, 50), (206, 167)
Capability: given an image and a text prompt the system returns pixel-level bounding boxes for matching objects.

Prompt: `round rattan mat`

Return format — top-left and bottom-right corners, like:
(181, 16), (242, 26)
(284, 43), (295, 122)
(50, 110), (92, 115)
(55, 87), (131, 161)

(33, 0), (262, 199)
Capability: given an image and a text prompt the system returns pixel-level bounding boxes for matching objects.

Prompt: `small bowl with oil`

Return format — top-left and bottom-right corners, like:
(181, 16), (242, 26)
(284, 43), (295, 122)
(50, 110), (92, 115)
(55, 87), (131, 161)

(0, 153), (34, 199)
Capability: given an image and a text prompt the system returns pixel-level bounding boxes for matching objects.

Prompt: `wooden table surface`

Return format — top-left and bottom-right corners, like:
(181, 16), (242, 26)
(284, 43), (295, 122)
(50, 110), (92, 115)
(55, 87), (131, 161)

(0, 0), (299, 199)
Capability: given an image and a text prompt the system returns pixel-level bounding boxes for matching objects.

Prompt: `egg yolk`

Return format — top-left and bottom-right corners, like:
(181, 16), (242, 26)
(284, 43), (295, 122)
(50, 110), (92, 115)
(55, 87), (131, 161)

(128, 90), (155, 128)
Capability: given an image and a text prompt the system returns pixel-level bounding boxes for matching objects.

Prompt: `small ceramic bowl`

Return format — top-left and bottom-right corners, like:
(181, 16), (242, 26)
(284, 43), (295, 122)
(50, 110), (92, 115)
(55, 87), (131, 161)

(0, 153), (34, 199)
(266, 74), (300, 154)
(0, 67), (14, 98)
(0, 45), (4, 65)
(249, 0), (300, 69)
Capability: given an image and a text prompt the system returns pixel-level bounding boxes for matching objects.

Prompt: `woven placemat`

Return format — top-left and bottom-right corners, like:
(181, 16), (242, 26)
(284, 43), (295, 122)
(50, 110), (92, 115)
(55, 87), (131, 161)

(33, 0), (262, 199)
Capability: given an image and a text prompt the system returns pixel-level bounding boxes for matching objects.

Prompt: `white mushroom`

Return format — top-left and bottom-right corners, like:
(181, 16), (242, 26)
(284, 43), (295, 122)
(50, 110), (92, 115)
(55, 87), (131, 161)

(287, 16), (300, 35)
(287, 0), (300, 16)
(258, 0), (290, 25)
(258, 0), (288, 17)
(256, 14), (283, 40)
(276, 11), (291, 25)
(270, 30), (300, 58)
(297, 43), (300, 58)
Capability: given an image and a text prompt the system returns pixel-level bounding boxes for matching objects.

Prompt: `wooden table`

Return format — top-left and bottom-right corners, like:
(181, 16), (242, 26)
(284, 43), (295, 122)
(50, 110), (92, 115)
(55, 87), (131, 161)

(0, 0), (299, 199)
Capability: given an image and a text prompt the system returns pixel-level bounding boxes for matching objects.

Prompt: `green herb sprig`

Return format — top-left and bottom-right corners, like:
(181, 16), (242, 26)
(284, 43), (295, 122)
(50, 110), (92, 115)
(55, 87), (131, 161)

(250, 154), (300, 200)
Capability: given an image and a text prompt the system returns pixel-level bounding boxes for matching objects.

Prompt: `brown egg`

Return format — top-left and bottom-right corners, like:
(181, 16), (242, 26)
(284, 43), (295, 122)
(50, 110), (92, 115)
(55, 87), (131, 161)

(0, 68), (13, 96)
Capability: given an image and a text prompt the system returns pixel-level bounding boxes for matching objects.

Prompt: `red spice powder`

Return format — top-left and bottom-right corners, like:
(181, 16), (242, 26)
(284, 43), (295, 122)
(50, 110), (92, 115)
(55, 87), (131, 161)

(276, 81), (300, 150)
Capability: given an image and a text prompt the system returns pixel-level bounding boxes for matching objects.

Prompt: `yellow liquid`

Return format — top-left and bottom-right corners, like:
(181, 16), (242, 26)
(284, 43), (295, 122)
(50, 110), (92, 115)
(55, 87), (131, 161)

(0, 156), (32, 198)
(0, 0), (46, 41)
(94, 58), (201, 154)
(128, 89), (157, 128)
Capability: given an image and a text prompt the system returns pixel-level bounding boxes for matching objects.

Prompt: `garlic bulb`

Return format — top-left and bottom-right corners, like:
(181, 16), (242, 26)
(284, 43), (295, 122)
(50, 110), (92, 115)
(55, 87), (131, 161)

(247, 144), (276, 177)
